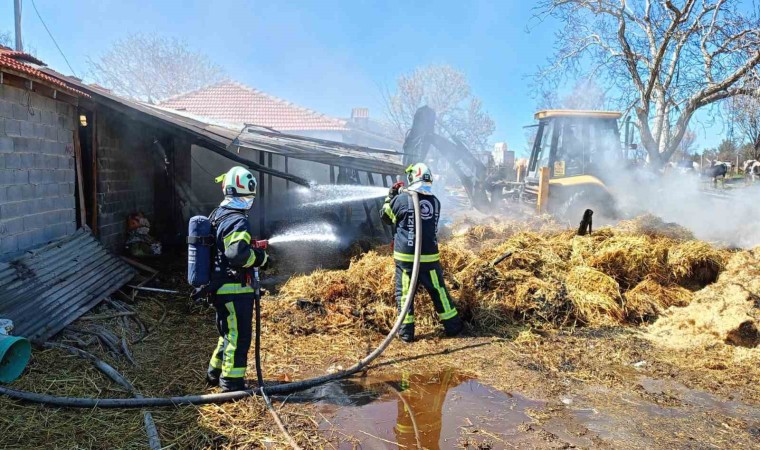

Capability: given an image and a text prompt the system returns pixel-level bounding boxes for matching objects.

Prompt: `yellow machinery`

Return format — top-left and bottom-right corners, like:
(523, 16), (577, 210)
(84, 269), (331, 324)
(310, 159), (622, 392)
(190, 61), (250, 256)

(523, 109), (632, 219)
(402, 107), (634, 220)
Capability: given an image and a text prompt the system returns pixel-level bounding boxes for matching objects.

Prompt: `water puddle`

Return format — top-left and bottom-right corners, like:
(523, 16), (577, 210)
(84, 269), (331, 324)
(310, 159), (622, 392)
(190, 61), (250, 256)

(565, 376), (760, 449)
(310, 369), (545, 449)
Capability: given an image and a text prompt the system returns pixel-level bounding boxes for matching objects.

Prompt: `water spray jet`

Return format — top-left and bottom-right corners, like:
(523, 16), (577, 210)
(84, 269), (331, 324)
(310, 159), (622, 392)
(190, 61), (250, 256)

(267, 222), (341, 245)
(297, 185), (388, 207)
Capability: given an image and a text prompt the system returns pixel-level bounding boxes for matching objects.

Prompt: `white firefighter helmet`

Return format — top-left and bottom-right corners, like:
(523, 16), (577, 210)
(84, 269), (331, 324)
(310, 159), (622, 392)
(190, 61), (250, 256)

(216, 166), (257, 209)
(405, 162), (433, 192)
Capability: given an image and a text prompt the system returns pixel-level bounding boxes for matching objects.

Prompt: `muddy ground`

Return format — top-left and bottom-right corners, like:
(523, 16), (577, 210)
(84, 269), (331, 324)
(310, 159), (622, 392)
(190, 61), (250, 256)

(1, 260), (759, 449)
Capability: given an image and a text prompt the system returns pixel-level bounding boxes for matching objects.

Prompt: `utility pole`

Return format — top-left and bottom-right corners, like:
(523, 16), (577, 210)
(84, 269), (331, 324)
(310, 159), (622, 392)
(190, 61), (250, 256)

(14, 0), (24, 52)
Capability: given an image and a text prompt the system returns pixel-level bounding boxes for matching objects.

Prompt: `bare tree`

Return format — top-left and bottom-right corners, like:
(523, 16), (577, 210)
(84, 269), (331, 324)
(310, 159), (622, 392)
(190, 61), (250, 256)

(726, 79), (760, 160)
(677, 128), (697, 159)
(564, 78), (609, 109)
(0, 31), (11, 47)
(383, 64), (496, 152)
(537, 78), (608, 110)
(535, 0), (760, 167)
(87, 34), (225, 104)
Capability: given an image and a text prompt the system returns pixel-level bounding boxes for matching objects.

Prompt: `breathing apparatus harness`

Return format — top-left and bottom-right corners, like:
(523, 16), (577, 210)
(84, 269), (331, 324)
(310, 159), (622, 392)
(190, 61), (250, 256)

(187, 207), (269, 304)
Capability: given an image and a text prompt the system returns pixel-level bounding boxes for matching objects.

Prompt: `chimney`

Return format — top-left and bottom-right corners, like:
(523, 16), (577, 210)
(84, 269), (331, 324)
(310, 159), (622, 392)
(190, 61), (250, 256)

(351, 107), (369, 128)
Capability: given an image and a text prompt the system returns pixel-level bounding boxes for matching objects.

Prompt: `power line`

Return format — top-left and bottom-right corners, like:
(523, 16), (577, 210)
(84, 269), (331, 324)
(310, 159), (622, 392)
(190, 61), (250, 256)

(29, 0), (77, 77)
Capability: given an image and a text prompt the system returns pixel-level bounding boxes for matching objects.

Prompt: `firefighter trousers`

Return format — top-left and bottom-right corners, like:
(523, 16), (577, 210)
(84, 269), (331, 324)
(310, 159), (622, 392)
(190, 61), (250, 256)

(207, 283), (254, 390)
(394, 262), (462, 340)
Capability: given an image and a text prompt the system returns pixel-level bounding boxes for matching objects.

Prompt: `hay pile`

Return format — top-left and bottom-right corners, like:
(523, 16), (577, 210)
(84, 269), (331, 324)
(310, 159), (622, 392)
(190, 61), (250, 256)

(276, 215), (733, 335)
(646, 246), (760, 350)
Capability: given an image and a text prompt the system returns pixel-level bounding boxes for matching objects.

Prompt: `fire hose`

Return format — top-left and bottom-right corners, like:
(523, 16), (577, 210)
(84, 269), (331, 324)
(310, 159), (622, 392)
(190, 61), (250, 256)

(0, 190), (424, 410)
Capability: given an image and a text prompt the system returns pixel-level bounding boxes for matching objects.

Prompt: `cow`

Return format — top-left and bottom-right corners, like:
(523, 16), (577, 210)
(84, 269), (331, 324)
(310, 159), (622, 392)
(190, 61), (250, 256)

(747, 161), (760, 183)
(742, 160), (760, 182)
(742, 159), (757, 175)
(702, 160), (730, 187)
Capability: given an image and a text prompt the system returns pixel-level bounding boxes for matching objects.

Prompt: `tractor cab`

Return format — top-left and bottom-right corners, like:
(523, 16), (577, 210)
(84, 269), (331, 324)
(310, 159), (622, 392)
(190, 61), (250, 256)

(527, 110), (624, 181)
(525, 110), (629, 219)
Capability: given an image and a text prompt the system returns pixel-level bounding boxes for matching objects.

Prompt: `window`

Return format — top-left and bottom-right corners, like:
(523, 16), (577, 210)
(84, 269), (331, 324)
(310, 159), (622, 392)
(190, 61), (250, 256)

(553, 118), (622, 177)
(530, 121), (554, 177)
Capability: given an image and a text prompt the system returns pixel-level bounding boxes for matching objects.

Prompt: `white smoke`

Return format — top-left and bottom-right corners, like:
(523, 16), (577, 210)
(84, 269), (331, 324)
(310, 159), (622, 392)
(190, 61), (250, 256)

(609, 168), (760, 248)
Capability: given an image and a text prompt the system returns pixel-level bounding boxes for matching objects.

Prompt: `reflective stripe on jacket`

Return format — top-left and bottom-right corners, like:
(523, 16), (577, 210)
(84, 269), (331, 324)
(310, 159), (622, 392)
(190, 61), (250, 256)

(382, 191), (441, 263)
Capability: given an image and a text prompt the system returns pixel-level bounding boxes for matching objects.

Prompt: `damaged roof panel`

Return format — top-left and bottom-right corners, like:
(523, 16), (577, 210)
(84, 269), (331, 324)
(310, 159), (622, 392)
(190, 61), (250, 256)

(39, 69), (404, 176)
(0, 229), (134, 343)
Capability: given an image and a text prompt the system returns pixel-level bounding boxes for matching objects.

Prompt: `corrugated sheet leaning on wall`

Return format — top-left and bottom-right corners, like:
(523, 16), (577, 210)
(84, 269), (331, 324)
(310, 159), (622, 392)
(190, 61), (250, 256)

(0, 228), (135, 343)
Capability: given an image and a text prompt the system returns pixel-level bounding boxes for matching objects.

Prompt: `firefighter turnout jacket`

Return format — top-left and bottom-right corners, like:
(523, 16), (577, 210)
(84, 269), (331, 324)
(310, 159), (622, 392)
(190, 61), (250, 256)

(209, 207), (268, 285)
(381, 190), (441, 265)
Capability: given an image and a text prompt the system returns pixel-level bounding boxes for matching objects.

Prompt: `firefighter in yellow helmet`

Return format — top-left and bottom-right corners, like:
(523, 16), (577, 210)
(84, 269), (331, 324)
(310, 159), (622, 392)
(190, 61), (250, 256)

(206, 166), (268, 392)
(380, 163), (463, 342)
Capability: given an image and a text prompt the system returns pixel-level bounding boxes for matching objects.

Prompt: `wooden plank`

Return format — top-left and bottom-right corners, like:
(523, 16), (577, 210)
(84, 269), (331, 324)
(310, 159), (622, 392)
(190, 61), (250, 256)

(72, 126), (87, 228)
(120, 256), (159, 274)
(537, 166), (550, 214)
(90, 111), (98, 234)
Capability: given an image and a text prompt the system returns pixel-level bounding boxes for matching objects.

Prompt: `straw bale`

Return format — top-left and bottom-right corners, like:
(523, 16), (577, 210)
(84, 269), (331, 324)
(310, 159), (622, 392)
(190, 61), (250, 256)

(624, 278), (693, 322)
(588, 235), (668, 289)
(480, 232), (569, 277)
(565, 267), (625, 326)
(667, 241), (728, 287)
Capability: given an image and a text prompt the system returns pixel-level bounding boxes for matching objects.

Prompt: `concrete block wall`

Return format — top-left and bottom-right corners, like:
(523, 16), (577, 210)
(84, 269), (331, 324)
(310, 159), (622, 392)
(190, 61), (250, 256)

(96, 113), (157, 252)
(0, 84), (77, 259)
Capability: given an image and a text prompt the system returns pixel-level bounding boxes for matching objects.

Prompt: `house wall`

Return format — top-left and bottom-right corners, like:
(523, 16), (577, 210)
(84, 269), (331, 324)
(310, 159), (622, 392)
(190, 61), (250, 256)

(0, 84), (77, 259)
(95, 110), (160, 251)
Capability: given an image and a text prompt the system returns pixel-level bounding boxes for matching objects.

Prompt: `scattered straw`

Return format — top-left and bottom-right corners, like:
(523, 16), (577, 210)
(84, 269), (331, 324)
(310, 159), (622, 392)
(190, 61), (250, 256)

(277, 215), (738, 335)
(647, 247), (760, 350)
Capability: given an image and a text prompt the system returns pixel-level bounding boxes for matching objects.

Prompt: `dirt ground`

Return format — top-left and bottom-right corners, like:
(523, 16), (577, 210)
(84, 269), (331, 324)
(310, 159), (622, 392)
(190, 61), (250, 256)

(2, 271), (759, 449)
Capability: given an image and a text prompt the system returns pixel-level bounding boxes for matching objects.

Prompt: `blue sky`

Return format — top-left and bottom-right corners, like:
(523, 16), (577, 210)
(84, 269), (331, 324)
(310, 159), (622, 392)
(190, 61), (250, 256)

(0, 0), (739, 155)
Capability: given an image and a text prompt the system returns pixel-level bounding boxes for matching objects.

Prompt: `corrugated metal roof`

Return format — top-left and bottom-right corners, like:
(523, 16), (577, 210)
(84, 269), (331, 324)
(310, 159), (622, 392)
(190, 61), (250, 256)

(0, 229), (134, 343)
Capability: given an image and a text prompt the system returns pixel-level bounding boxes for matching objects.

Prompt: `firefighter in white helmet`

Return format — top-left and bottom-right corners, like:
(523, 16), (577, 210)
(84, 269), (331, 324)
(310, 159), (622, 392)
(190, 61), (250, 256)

(206, 166), (268, 392)
(381, 163), (463, 342)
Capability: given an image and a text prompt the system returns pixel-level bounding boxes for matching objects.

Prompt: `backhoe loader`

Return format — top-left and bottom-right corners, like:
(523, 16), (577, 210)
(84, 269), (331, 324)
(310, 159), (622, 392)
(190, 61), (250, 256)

(402, 106), (637, 220)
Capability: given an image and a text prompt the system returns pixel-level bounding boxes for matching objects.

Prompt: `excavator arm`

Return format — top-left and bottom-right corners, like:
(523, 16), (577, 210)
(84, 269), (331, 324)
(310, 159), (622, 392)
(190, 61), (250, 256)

(402, 106), (493, 212)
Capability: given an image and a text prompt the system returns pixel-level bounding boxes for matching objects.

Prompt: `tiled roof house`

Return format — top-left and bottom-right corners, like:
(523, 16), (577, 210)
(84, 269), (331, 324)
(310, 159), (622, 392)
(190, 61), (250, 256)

(159, 81), (399, 148)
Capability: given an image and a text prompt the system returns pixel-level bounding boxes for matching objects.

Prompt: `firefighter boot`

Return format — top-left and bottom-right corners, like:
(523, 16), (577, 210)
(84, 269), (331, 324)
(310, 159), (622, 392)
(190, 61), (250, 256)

(220, 377), (247, 392)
